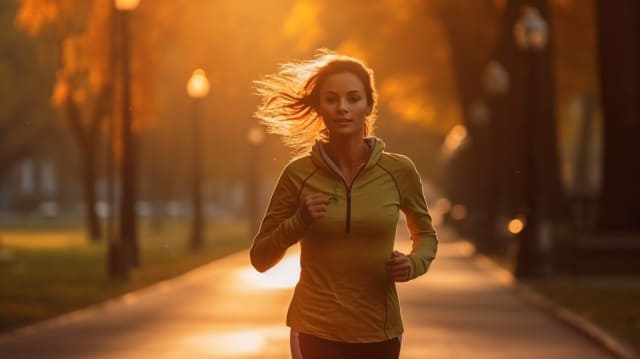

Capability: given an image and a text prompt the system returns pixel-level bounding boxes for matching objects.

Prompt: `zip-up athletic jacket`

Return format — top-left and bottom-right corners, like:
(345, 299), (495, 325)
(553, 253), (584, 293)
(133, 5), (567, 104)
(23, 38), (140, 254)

(250, 137), (438, 343)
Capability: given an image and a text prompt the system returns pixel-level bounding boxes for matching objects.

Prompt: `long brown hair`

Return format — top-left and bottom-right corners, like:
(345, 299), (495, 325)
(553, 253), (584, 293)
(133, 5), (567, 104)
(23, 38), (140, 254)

(254, 49), (378, 156)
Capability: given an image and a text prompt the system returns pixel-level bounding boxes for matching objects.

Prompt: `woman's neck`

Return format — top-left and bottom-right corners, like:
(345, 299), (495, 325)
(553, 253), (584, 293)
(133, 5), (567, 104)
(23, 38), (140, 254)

(324, 136), (370, 180)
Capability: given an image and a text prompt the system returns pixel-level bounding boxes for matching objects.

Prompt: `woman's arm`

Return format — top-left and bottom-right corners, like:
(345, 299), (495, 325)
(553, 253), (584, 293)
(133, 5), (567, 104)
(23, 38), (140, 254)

(399, 157), (438, 280)
(249, 167), (310, 272)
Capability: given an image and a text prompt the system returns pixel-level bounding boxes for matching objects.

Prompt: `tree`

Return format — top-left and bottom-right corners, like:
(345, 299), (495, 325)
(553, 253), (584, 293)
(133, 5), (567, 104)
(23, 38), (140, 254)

(16, 0), (108, 242)
(0, 1), (56, 181)
(427, 0), (504, 251)
(596, 0), (640, 232)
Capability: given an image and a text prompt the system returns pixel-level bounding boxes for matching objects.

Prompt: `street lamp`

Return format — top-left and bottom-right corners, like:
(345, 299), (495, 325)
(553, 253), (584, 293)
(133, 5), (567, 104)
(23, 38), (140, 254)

(187, 68), (210, 250)
(115, 0), (140, 10)
(513, 5), (551, 278)
(247, 125), (265, 236)
(513, 6), (548, 51)
(110, 0), (140, 278)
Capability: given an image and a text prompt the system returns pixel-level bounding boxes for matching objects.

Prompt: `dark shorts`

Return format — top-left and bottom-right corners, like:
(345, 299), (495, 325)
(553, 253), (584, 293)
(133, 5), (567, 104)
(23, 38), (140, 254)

(290, 330), (401, 359)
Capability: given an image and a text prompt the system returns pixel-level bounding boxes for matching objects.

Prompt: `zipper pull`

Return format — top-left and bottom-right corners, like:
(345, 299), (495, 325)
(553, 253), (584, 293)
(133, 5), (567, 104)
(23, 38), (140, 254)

(330, 178), (339, 203)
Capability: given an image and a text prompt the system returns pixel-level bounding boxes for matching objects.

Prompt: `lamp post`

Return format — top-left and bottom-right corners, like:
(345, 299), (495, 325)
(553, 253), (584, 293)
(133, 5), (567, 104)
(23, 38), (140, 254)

(247, 125), (265, 236)
(513, 5), (551, 278)
(110, 0), (140, 278)
(186, 69), (210, 250)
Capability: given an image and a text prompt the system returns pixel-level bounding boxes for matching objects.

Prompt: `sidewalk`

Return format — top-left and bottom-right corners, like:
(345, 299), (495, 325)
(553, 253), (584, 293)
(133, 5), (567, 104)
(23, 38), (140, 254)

(0, 227), (616, 358)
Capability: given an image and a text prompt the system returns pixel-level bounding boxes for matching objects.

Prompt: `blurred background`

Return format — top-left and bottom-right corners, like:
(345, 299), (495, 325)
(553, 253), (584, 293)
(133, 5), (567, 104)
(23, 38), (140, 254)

(0, 0), (638, 350)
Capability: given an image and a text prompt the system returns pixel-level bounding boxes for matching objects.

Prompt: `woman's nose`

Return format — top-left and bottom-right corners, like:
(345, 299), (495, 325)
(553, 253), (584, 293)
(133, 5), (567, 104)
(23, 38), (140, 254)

(338, 98), (348, 112)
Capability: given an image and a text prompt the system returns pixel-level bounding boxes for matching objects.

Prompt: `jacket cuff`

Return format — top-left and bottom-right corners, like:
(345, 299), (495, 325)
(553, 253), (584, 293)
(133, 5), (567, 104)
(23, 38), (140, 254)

(407, 253), (433, 280)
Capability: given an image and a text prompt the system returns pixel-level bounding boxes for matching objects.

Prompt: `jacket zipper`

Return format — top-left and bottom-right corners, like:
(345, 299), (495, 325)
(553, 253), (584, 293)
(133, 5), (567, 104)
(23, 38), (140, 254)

(321, 146), (374, 234)
(346, 191), (352, 233)
(343, 161), (369, 234)
(330, 175), (351, 234)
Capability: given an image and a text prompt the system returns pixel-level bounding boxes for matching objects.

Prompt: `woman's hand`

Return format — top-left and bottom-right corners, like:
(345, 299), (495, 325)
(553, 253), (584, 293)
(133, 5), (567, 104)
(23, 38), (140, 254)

(301, 193), (330, 223)
(387, 250), (412, 282)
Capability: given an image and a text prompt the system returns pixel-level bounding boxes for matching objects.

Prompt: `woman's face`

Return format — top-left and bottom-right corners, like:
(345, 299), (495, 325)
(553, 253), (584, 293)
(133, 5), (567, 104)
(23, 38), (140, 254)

(317, 72), (371, 139)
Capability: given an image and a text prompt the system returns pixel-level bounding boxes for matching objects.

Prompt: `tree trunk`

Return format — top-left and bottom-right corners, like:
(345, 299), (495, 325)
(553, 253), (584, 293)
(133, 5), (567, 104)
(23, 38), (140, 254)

(65, 96), (102, 242)
(436, 0), (498, 241)
(596, 0), (640, 231)
(82, 141), (101, 241)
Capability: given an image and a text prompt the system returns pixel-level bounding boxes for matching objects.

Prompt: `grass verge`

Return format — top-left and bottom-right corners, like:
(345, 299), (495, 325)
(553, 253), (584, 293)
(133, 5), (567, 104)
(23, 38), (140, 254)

(524, 278), (640, 355)
(0, 217), (251, 333)
(486, 251), (640, 355)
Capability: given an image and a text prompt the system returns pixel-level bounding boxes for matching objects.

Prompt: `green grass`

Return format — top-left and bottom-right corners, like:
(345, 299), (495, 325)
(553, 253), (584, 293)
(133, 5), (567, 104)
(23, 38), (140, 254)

(525, 278), (640, 354)
(0, 217), (252, 333)
(485, 250), (640, 354)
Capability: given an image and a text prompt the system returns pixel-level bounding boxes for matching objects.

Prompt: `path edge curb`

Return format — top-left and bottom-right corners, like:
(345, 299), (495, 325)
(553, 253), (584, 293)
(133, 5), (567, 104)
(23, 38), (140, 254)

(0, 248), (248, 344)
(467, 244), (638, 359)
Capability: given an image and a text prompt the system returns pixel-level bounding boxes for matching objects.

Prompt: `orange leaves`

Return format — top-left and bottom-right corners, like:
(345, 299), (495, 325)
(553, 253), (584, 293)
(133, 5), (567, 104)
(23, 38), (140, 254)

(281, 0), (324, 52)
(16, 0), (113, 112)
(15, 0), (83, 36)
(81, 0), (113, 91)
(51, 79), (69, 107)
(15, 0), (61, 36)
(379, 74), (459, 134)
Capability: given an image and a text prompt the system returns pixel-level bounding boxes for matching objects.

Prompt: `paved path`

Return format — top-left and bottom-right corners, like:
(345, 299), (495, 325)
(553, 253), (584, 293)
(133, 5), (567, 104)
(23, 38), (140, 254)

(0, 228), (614, 358)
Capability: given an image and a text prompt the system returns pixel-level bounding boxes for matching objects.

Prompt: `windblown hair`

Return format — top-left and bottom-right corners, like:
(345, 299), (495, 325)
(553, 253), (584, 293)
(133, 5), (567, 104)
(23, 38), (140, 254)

(254, 49), (378, 156)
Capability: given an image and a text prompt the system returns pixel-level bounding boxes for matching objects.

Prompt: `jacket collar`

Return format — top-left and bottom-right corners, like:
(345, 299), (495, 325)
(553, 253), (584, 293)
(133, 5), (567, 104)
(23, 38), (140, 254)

(310, 137), (385, 175)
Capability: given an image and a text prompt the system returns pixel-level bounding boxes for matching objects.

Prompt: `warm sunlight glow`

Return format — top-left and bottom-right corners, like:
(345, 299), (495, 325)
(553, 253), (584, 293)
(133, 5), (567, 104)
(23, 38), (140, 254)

(182, 328), (288, 357)
(114, 0), (140, 11)
(380, 76), (439, 128)
(508, 218), (525, 234)
(238, 255), (301, 290)
(282, 0), (323, 51)
(187, 69), (210, 99)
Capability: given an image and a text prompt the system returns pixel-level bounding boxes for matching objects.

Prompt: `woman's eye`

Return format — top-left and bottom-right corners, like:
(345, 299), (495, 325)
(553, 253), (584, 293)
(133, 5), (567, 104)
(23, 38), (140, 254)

(348, 96), (361, 102)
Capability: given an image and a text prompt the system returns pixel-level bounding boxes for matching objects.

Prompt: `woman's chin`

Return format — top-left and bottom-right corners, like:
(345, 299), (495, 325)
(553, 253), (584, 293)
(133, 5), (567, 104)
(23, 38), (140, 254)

(328, 126), (362, 138)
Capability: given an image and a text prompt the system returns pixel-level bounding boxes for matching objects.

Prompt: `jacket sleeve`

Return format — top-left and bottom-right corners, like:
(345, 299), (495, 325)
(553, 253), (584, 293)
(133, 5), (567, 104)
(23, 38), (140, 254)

(399, 157), (438, 280)
(249, 165), (310, 272)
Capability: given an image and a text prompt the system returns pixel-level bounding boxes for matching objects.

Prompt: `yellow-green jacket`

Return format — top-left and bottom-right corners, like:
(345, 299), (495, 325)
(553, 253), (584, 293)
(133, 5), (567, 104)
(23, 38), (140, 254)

(250, 137), (437, 343)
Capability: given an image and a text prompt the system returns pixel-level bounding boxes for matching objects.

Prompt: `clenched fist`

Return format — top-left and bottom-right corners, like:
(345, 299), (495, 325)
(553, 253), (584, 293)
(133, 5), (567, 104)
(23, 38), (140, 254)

(301, 193), (330, 223)
(387, 250), (411, 282)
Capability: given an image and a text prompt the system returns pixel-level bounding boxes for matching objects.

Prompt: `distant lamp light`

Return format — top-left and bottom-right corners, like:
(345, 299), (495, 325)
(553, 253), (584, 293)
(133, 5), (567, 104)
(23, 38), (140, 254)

(115, 0), (140, 11)
(187, 69), (210, 99)
(483, 61), (510, 95)
(441, 125), (468, 159)
(513, 6), (548, 50)
(450, 204), (467, 221)
(508, 217), (525, 234)
(435, 198), (452, 214)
